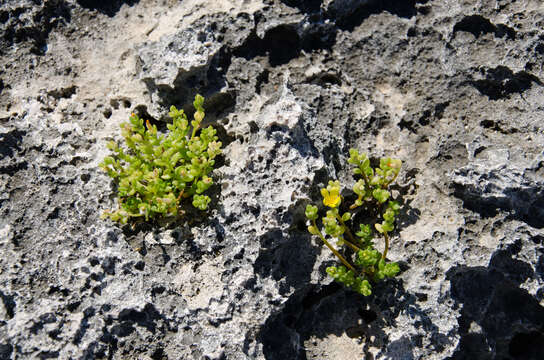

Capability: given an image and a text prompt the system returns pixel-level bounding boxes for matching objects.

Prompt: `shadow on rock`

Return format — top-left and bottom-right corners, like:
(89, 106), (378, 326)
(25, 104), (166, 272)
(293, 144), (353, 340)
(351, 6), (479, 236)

(446, 242), (544, 360)
(253, 229), (319, 297)
(76, 0), (139, 17)
(233, 21), (336, 67)
(256, 275), (449, 359)
(325, 0), (419, 31)
(144, 49), (236, 122)
(452, 181), (544, 230)
(119, 212), (225, 263)
(280, 0), (323, 14)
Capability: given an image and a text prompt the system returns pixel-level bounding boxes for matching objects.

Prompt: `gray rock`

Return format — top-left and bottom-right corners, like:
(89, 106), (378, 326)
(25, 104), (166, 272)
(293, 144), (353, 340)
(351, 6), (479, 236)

(0, 0), (543, 359)
(452, 147), (544, 229)
(137, 12), (255, 120)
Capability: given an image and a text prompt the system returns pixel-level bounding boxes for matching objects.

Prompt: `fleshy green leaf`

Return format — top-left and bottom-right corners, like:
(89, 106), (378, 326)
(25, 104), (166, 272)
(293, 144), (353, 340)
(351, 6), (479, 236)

(305, 204), (318, 220)
(306, 150), (403, 297)
(101, 95), (220, 222)
(384, 262), (400, 277)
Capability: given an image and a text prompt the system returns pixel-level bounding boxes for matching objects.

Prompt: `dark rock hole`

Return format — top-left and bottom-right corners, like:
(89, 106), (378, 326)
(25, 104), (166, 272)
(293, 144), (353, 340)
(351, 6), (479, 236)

(508, 331), (544, 359)
(263, 25), (301, 66)
(358, 308), (378, 323)
(233, 25), (301, 66)
(76, 0), (139, 17)
(151, 347), (166, 360)
(329, 0), (417, 31)
(453, 15), (516, 39)
(0, 343), (13, 360)
(280, 0), (323, 14)
(47, 85), (77, 99)
(302, 282), (341, 309)
(470, 66), (542, 100)
(0, 291), (15, 319)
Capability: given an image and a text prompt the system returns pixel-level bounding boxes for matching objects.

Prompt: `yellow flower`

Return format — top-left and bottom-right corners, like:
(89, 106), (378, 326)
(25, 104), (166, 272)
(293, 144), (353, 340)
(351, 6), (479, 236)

(321, 183), (341, 208)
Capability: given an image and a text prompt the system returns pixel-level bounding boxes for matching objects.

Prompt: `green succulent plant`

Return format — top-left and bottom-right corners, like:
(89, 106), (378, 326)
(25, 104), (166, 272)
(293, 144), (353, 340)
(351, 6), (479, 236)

(305, 150), (402, 296)
(99, 94), (222, 224)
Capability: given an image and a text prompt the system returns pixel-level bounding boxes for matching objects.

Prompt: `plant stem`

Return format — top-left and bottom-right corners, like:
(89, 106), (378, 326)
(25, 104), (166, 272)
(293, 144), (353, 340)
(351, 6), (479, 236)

(383, 171), (399, 189)
(335, 214), (360, 248)
(349, 168), (372, 210)
(342, 237), (362, 252)
(312, 220), (357, 273)
(361, 167), (371, 189)
(191, 117), (201, 140)
(382, 232), (390, 260)
(176, 190), (185, 203)
(349, 195), (363, 210)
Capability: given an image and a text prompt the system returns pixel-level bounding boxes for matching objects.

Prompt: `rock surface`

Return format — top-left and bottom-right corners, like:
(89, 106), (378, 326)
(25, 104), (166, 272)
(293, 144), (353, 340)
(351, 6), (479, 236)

(1, 0), (543, 359)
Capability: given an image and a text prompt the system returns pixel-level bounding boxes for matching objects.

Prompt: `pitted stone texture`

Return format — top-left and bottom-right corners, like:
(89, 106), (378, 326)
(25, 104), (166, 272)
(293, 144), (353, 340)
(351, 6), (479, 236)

(137, 12), (255, 119)
(138, 28), (222, 88)
(1, 0), (544, 359)
(452, 148), (544, 229)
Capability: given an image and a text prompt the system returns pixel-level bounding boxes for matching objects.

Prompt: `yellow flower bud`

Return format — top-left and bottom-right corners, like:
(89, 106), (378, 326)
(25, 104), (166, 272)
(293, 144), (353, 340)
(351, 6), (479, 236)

(307, 226), (319, 235)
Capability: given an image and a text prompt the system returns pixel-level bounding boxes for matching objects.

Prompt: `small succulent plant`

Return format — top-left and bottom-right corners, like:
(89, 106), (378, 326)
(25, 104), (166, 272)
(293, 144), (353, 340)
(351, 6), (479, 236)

(306, 149), (402, 296)
(99, 94), (222, 224)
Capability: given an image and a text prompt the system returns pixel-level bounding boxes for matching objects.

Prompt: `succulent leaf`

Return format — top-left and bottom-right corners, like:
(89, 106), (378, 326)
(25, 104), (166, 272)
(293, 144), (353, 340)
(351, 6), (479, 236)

(305, 151), (403, 296)
(100, 95), (221, 222)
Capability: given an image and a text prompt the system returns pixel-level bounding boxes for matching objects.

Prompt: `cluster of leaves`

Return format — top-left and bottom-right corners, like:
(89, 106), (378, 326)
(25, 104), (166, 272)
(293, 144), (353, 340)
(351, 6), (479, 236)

(305, 149), (402, 296)
(99, 95), (222, 224)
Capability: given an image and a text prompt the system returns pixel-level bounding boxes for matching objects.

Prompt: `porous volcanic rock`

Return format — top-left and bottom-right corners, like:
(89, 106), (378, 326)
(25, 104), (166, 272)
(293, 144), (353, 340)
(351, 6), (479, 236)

(0, 0), (543, 359)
